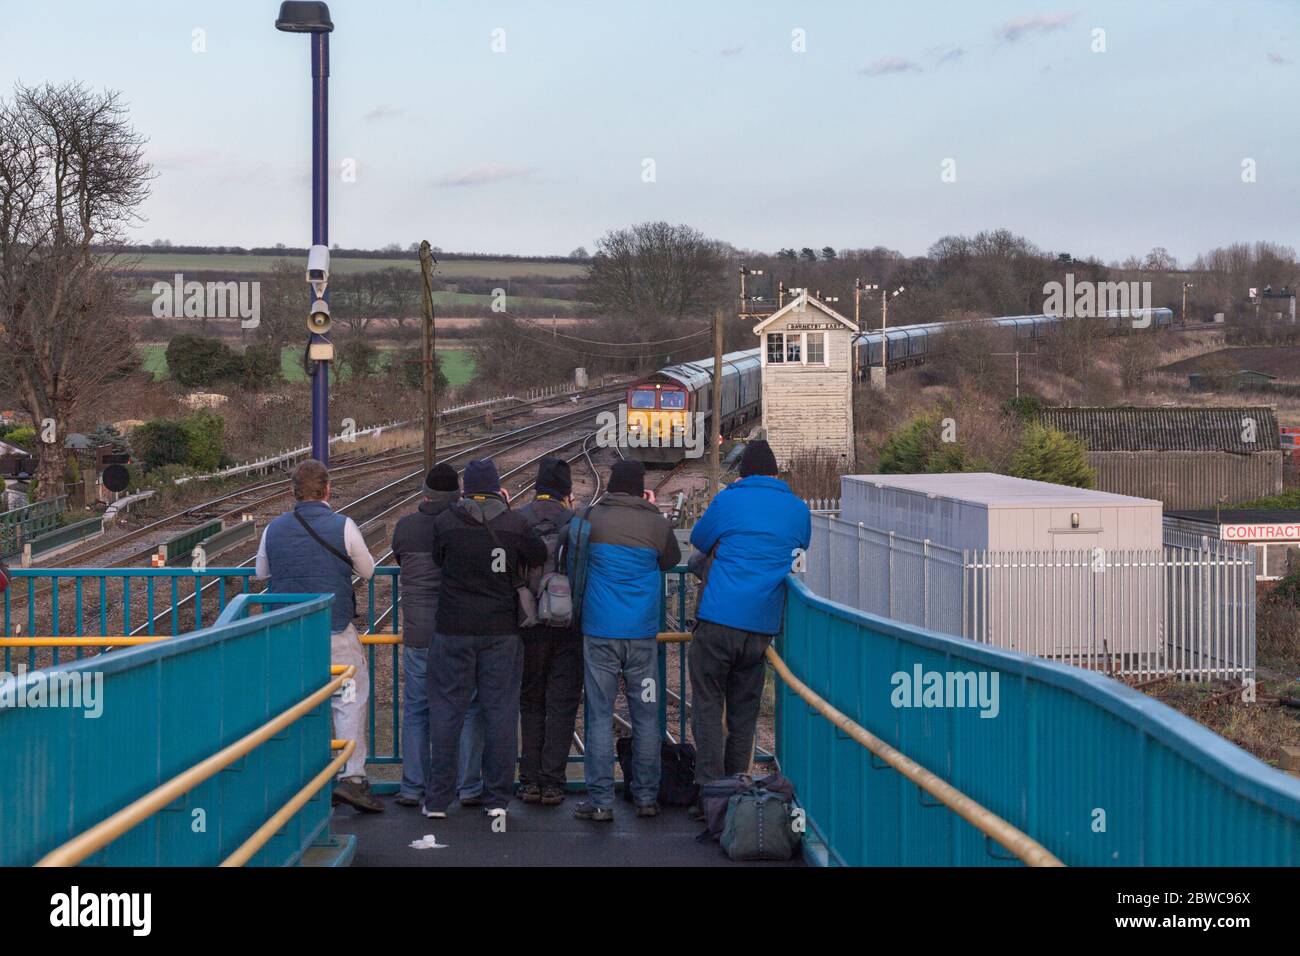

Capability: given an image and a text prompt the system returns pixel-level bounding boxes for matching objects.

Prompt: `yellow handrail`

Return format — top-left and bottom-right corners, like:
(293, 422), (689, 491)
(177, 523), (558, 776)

(764, 645), (1064, 867)
(35, 664), (356, 867)
(360, 631), (695, 646)
(1, 636), (167, 647)
(220, 739), (355, 867)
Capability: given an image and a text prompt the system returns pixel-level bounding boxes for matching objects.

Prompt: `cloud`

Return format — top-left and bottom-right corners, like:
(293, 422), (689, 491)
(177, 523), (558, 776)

(1267, 51), (1291, 65)
(435, 164), (533, 187)
(861, 56), (922, 77)
(936, 47), (965, 65)
(363, 105), (402, 122)
(997, 12), (1077, 42)
(720, 45), (744, 57)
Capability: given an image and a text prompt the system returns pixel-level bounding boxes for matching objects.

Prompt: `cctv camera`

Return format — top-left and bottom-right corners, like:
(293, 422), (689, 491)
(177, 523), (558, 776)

(307, 298), (331, 334)
(306, 244), (330, 297)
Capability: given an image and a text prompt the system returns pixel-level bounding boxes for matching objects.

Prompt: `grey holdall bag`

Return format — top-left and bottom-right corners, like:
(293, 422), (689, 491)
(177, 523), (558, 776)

(719, 776), (802, 862)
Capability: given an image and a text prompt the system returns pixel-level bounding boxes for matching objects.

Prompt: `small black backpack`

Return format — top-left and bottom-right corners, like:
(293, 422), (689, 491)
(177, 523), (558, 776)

(615, 737), (700, 806)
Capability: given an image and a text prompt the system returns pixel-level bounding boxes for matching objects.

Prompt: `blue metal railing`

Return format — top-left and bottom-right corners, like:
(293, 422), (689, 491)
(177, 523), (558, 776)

(3, 566), (700, 784)
(0, 496), (66, 558)
(777, 575), (1300, 866)
(0, 591), (343, 866)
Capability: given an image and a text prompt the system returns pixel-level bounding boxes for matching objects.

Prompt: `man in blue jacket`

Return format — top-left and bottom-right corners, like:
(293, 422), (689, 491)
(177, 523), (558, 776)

(688, 439), (811, 790)
(568, 460), (680, 822)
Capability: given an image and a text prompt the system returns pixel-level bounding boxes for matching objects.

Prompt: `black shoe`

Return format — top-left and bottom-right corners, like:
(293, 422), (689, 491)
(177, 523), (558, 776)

(459, 794), (484, 808)
(518, 783), (542, 803)
(394, 794), (421, 807)
(332, 778), (385, 813)
(574, 801), (613, 822)
(635, 801), (660, 818)
(540, 786), (565, 806)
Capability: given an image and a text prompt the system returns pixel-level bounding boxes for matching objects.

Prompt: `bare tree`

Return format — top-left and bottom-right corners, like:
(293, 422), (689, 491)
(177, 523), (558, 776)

(256, 258), (309, 351)
(0, 82), (152, 499)
(586, 221), (727, 321)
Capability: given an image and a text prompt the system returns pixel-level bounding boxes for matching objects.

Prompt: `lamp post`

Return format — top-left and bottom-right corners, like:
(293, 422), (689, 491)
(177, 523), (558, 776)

(881, 285), (904, 388)
(276, 1), (335, 465)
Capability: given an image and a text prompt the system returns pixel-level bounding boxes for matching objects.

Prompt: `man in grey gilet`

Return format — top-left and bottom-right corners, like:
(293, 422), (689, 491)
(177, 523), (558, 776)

(256, 459), (382, 813)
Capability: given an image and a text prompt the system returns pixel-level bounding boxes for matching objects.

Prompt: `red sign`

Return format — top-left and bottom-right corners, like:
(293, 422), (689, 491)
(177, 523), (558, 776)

(1220, 523), (1300, 541)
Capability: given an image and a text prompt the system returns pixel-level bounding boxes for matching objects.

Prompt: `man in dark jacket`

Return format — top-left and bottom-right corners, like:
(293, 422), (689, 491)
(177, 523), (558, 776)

(688, 440), (811, 794)
(424, 458), (547, 820)
(391, 464), (461, 808)
(568, 460), (680, 822)
(514, 457), (580, 806)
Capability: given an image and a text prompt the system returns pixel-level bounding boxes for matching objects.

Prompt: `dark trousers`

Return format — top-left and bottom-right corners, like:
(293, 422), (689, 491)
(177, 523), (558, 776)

(688, 619), (773, 786)
(519, 628), (583, 789)
(426, 631), (524, 812)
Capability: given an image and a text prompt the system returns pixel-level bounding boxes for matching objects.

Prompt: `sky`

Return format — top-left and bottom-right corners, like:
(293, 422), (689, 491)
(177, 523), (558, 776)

(0, 0), (1296, 263)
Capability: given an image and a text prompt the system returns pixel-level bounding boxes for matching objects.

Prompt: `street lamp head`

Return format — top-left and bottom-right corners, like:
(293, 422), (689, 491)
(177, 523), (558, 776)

(275, 1), (334, 33)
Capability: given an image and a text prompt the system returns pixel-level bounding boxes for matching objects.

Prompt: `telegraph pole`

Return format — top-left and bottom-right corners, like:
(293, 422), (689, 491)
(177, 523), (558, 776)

(709, 307), (724, 499)
(419, 241), (438, 473)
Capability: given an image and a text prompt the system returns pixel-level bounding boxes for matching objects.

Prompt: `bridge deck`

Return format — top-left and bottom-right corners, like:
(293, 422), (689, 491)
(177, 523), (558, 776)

(331, 799), (805, 868)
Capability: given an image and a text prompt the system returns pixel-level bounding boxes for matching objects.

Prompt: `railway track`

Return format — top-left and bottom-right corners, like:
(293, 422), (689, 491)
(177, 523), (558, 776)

(4, 389), (626, 638)
(113, 409), (622, 645)
(39, 385), (626, 571)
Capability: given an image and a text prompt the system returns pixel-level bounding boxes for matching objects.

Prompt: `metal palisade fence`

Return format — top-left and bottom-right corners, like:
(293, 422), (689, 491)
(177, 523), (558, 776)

(802, 513), (1255, 683)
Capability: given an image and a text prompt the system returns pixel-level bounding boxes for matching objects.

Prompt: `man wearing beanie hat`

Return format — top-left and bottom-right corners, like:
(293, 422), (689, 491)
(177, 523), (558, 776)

(391, 464), (482, 808)
(424, 458), (547, 820)
(687, 439), (810, 798)
(513, 457), (580, 805)
(566, 458), (680, 822)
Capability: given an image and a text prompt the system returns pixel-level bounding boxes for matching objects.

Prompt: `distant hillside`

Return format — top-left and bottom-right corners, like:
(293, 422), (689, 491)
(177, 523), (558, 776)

(111, 251), (588, 280)
(1160, 347), (1300, 382)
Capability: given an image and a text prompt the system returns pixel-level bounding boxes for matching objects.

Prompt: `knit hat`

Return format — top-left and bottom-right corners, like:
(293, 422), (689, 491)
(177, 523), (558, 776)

(535, 457), (572, 498)
(608, 460), (645, 497)
(423, 463), (460, 495)
(738, 439), (779, 478)
(462, 458), (501, 495)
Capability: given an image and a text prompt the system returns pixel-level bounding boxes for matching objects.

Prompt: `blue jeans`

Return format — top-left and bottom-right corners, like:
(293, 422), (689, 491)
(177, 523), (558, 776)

(401, 647), (487, 801)
(582, 635), (660, 808)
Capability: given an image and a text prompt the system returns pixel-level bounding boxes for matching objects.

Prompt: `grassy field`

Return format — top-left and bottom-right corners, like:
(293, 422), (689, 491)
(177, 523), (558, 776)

(139, 344), (476, 385)
(117, 252), (586, 279)
(127, 286), (580, 312)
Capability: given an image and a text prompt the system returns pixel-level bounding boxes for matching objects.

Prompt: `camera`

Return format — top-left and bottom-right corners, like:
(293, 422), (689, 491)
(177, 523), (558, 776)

(306, 244), (330, 297)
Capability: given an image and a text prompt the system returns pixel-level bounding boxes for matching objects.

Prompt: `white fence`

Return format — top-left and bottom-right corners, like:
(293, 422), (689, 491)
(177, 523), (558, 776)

(802, 513), (1256, 683)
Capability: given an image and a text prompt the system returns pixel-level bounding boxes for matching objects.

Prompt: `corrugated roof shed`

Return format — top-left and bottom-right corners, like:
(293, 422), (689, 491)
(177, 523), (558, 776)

(1039, 406), (1280, 452)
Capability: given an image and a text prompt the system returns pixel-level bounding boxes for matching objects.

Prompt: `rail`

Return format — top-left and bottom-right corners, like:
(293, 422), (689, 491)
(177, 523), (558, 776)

(779, 574), (1300, 866)
(1, 591), (352, 867)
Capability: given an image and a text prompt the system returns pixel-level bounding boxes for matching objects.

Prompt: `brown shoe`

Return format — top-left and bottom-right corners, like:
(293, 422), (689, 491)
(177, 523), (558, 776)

(332, 778), (385, 813)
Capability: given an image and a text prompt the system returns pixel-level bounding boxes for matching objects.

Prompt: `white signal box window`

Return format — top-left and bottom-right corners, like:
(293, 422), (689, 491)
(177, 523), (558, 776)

(766, 333), (786, 364)
(806, 332), (825, 365)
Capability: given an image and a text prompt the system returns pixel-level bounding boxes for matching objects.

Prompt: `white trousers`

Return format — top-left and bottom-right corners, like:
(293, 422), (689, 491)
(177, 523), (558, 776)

(331, 624), (369, 780)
